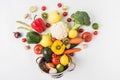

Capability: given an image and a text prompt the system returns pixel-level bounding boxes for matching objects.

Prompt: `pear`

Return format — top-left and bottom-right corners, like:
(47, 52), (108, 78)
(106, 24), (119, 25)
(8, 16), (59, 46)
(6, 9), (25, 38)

(48, 10), (62, 24)
(40, 34), (53, 47)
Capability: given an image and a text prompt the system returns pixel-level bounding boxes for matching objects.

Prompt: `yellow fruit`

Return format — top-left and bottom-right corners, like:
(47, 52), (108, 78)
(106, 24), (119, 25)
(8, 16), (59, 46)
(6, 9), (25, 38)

(48, 10), (62, 24)
(69, 29), (78, 38)
(60, 54), (69, 66)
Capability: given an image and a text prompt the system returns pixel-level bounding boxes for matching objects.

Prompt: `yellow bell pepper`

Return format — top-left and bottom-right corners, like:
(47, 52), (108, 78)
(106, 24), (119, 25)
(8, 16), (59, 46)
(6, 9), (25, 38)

(51, 40), (65, 55)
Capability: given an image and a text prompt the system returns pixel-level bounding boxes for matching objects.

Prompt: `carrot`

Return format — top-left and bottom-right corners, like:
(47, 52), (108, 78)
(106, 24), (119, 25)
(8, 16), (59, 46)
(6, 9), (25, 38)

(64, 48), (81, 54)
(69, 38), (83, 44)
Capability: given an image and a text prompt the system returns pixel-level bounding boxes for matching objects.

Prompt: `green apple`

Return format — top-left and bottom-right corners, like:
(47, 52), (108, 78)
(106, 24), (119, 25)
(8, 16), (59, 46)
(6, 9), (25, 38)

(56, 64), (64, 73)
(48, 10), (62, 24)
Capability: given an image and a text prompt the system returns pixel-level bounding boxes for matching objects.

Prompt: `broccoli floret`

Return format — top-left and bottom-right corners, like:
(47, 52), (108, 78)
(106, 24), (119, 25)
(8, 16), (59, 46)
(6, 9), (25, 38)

(71, 11), (91, 29)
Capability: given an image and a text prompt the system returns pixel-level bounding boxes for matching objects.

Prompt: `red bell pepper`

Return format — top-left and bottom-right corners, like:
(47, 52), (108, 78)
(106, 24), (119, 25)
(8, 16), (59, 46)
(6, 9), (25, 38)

(31, 18), (46, 33)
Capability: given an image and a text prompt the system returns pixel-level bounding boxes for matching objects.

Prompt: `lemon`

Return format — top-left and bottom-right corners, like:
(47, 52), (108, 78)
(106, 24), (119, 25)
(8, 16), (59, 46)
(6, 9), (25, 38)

(60, 54), (69, 66)
(69, 29), (78, 38)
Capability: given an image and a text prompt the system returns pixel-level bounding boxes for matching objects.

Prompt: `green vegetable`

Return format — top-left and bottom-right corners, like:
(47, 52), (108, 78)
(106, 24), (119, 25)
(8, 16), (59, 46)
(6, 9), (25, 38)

(69, 44), (78, 49)
(71, 11), (91, 29)
(26, 31), (41, 44)
(41, 12), (48, 19)
(43, 47), (52, 62)
(92, 23), (99, 29)
(16, 21), (31, 28)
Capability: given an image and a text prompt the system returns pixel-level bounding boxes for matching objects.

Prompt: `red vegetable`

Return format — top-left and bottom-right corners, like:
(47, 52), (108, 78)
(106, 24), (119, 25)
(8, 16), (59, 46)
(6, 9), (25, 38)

(82, 32), (92, 42)
(31, 18), (46, 33)
(52, 54), (61, 65)
(67, 18), (72, 22)
(93, 31), (98, 35)
(63, 12), (68, 16)
(57, 3), (62, 8)
(34, 44), (43, 55)
(41, 6), (46, 11)
(22, 38), (26, 42)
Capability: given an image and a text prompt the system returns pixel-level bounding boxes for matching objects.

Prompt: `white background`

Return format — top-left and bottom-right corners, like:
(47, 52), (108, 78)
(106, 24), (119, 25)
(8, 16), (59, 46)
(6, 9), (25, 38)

(0, 0), (120, 80)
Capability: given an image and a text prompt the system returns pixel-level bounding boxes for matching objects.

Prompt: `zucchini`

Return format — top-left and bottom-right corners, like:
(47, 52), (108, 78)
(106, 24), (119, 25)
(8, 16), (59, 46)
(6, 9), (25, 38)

(43, 47), (52, 62)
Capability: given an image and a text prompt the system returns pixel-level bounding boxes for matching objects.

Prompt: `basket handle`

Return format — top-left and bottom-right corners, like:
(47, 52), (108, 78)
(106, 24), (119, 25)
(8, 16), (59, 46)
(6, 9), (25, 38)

(36, 56), (43, 64)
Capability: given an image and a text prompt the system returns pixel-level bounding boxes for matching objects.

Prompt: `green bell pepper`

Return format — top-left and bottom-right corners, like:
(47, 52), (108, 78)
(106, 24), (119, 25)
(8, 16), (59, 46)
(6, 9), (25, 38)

(26, 31), (41, 44)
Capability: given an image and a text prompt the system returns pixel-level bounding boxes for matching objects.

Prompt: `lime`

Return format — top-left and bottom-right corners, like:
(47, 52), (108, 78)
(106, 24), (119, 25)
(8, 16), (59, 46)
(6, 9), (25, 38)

(56, 64), (64, 73)
(92, 23), (99, 30)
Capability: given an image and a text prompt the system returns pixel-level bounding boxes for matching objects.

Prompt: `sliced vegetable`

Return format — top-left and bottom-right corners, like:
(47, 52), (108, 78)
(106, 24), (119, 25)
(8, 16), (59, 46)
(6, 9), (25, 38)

(29, 6), (37, 12)
(41, 12), (48, 19)
(62, 6), (69, 11)
(64, 48), (81, 54)
(69, 38), (83, 44)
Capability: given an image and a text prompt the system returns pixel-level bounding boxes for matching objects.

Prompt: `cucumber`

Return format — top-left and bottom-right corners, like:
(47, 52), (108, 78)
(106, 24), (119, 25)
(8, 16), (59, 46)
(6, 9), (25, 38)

(43, 47), (52, 62)
(70, 44), (78, 49)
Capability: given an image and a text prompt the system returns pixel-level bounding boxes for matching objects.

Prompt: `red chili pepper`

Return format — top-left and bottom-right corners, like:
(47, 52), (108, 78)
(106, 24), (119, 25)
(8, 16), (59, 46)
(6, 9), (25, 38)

(31, 18), (46, 33)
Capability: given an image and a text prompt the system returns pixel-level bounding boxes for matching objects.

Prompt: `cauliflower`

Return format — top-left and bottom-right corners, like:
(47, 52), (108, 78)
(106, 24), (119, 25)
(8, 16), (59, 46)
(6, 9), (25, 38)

(50, 22), (68, 40)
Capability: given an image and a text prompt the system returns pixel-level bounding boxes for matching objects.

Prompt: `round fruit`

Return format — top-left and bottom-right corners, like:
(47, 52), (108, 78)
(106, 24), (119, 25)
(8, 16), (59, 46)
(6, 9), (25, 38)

(57, 3), (62, 8)
(46, 23), (51, 28)
(92, 23), (99, 30)
(79, 28), (84, 33)
(63, 12), (68, 16)
(60, 54), (69, 66)
(82, 32), (92, 42)
(69, 29), (78, 38)
(67, 18), (72, 22)
(93, 31), (98, 35)
(22, 38), (27, 42)
(41, 6), (46, 11)
(56, 64), (64, 73)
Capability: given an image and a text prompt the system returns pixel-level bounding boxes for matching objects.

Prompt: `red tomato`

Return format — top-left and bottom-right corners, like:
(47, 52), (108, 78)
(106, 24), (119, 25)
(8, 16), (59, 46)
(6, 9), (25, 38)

(52, 54), (61, 65)
(22, 38), (26, 42)
(82, 32), (92, 42)
(34, 44), (43, 55)
(57, 3), (62, 8)
(51, 37), (56, 42)
(93, 31), (98, 35)
(41, 6), (46, 11)
(67, 18), (72, 22)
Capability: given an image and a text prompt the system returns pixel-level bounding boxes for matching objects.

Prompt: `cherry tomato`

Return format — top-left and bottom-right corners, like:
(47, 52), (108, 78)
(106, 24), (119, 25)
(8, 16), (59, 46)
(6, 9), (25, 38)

(93, 31), (98, 35)
(46, 23), (51, 28)
(34, 44), (43, 55)
(82, 32), (92, 42)
(63, 12), (68, 16)
(69, 53), (75, 57)
(79, 28), (84, 33)
(67, 18), (72, 22)
(51, 37), (56, 42)
(41, 6), (46, 11)
(14, 32), (21, 38)
(52, 54), (61, 65)
(57, 3), (62, 8)
(22, 38), (26, 42)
